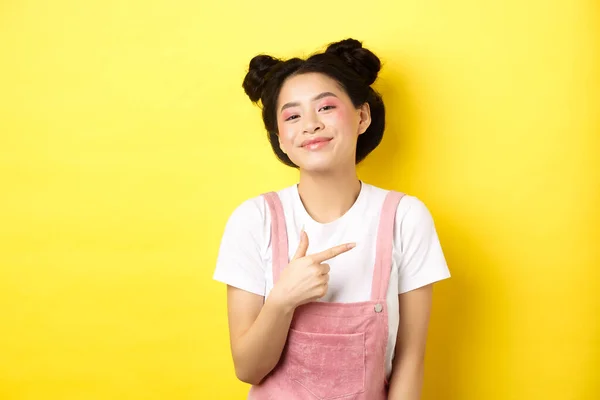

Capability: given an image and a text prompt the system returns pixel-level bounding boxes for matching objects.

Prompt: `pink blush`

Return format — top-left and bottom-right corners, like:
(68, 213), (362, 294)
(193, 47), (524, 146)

(321, 102), (351, 128)
(279, 126), (295, 142)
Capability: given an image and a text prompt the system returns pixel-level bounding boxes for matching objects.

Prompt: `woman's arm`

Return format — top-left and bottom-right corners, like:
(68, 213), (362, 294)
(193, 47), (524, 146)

(227, 286), (294, 385)
(387, 284), (433, 400)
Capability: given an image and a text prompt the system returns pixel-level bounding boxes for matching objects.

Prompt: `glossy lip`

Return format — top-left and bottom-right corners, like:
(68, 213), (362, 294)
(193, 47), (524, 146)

(300, 137), (332, 147)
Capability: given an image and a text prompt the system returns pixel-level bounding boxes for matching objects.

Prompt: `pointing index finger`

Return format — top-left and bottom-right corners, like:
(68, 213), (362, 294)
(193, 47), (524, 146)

(309, 243), (356, 264)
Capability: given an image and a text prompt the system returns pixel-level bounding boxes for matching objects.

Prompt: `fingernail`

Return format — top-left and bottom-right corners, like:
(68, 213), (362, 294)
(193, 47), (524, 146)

(347, 243), (356, 249)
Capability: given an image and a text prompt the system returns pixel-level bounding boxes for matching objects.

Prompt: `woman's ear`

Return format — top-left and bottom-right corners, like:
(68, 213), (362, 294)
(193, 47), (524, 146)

(357, 102), (372, 135)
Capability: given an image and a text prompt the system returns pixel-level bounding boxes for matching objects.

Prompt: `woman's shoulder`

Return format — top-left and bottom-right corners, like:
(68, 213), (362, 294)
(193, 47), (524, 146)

(361, 182), (421, 206)
(225, 184), (297, 225)
(361, 182), (434, 223)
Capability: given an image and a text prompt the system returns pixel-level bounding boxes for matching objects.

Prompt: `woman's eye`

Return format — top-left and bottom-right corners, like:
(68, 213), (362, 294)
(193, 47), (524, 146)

(319, 105), (335, 111)
(285, 115), (299, 121)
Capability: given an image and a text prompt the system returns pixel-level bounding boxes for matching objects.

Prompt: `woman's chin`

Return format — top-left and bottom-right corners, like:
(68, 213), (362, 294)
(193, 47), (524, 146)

(295, 158), (341, 174)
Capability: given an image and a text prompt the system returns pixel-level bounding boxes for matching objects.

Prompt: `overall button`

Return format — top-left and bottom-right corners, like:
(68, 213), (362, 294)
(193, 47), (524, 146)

(374, 303), (383, 313)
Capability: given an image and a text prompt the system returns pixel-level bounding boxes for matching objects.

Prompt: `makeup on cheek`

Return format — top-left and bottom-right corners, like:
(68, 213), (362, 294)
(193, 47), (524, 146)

(319, 100), (346, 121)
(279, 125), (295, 142)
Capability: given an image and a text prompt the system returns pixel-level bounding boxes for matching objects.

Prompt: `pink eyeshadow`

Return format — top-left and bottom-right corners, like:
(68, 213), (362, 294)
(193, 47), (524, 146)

(281, 110), (295, 120)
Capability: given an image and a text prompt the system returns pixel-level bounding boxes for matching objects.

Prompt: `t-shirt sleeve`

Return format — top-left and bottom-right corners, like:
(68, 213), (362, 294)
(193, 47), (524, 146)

(213, 197), (268, 296)
(393, 196), (451, 294)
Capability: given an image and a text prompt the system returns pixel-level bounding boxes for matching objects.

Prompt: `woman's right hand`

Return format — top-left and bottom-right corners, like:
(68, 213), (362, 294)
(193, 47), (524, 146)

(268, 230), (356, 312)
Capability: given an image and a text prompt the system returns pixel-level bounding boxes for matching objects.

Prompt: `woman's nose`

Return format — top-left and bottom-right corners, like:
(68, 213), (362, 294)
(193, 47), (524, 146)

(303, 114), (324, 134)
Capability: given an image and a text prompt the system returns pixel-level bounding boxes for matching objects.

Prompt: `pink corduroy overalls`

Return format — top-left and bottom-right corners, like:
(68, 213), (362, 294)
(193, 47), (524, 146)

(248, 190), (405, 400)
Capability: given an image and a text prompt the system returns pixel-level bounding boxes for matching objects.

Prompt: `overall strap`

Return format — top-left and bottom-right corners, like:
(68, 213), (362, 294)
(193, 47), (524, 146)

(262, 192), (289, 285)
(370, 191), (405, 301)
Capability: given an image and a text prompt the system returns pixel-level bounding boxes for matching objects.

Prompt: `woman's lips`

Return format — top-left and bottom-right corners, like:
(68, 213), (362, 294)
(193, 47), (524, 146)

(301, 137), (332, 151)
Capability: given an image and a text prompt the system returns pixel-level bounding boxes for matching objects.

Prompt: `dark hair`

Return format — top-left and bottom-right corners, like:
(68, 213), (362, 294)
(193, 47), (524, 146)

(242, 38), (385, 168)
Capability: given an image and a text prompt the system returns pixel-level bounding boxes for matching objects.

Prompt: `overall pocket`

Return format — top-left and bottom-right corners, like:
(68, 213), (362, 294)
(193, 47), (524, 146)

(284, 329), (366, 399)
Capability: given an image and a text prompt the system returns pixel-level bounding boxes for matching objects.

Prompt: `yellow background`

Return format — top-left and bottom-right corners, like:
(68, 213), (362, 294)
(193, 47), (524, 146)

(1, 0), (598, 399)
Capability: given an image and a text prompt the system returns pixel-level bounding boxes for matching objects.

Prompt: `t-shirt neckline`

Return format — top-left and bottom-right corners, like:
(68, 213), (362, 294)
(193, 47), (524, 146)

(293, 181), (369, 229)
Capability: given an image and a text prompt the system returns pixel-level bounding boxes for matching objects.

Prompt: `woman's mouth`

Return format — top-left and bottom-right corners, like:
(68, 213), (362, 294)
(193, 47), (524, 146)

(301, 137), (332, 151)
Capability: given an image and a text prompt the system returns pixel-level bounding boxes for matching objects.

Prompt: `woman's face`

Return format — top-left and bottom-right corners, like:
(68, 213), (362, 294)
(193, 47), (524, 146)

(276, 72), (371, 173)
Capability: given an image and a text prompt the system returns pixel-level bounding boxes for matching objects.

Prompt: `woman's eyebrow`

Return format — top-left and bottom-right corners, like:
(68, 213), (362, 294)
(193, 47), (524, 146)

(280, 92), (338, 113)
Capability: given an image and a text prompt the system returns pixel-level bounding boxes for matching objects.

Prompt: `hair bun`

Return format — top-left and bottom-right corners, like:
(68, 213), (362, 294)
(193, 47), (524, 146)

(325, 38), (381, 86)
(242, 55), (281, 102)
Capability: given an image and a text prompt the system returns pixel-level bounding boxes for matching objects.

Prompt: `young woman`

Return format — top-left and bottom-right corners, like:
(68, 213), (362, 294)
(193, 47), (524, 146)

(213, 38), (451, 399)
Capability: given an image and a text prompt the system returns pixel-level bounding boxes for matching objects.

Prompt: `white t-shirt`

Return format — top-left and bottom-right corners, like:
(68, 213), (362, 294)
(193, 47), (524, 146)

(213, 182), (451, 378)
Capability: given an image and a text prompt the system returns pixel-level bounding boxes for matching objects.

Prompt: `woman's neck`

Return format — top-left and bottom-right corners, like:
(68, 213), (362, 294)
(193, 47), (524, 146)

(297, 169), (361, 224)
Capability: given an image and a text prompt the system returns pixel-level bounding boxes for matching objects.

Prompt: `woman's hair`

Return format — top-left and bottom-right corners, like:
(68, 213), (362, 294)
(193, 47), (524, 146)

(242, 38), (385, 168)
